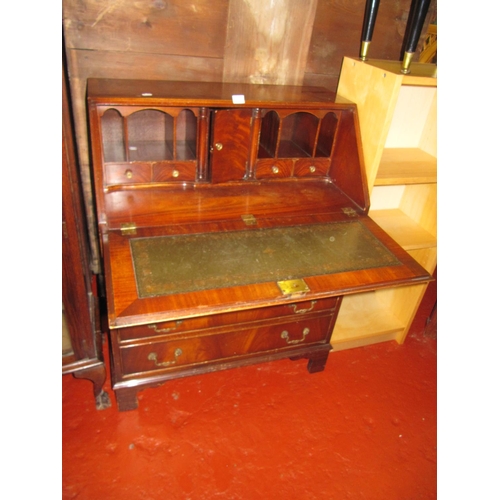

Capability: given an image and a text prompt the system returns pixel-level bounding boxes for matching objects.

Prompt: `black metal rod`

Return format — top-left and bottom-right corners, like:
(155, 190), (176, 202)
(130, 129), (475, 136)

(400, 0), (431, 73)
(404, 0), (431, 53)
(359, 0), (380, 60)
(400, 0), (419, 60)
(361, 0), (380, 43)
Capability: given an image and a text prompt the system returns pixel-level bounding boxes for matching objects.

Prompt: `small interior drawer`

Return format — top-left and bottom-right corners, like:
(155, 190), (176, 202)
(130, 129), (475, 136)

(294, 158), (330, 177)
(119, 313), (334, 376)
(105, 163), (152, 186)
(152, 162), (197, 182)
(255, 159), (294, 179)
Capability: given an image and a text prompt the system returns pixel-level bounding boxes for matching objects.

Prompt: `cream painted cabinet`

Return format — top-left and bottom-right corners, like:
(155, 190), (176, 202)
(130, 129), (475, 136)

(332, 57), (437, 350)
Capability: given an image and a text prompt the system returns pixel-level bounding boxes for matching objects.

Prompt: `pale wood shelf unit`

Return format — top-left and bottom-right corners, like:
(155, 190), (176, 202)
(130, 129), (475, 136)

(333, 57), (437, 349)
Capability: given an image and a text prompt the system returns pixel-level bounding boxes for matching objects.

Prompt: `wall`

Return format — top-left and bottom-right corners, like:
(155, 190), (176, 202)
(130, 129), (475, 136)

(62, 0), (436, 270)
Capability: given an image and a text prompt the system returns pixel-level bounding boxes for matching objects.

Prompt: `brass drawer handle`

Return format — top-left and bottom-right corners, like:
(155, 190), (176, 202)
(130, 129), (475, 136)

(309, 165), (316, 173)
(172, 169), (180, 178)
(148, 321), (183, 333)
(215, 142), (223, 151)
(147, 348), (182, 367)
(272, 165), (279, 174)
(289, 301), (317, 314)
(281, 327), (310, 345)
(125, 169), (133, 179)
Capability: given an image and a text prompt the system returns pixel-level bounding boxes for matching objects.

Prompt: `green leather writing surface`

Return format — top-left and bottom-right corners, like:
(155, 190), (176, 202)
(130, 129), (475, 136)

(131, 221), (400, 298)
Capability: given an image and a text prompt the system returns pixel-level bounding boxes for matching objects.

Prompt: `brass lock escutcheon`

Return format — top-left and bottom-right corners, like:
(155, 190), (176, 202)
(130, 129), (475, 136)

(281, 328), (310, 345)
(147, 348), (183, 367)
(277, 278), (310, 296)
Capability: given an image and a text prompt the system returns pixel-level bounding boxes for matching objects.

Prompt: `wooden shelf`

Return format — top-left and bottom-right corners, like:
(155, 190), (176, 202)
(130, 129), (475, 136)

(332, 291), (404, 351)
(375, 148), (436, 185)
(369, 209), (436, 251)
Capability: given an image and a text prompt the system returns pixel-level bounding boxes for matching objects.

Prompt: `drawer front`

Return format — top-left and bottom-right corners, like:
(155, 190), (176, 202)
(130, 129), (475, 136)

(152, 162), (197, 182)
(119, 314), (334, 375)
(105, 163), (152, 186)
(118, 297), (340, 342)
(255, 159), (294, 179)
(294, 158), (330, 177)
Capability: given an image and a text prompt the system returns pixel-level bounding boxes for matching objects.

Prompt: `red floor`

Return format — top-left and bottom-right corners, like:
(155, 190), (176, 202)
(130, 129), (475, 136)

(63, 281), (436, 499)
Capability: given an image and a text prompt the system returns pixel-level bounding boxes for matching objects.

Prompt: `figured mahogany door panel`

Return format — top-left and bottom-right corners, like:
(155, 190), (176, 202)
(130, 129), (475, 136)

(210, 109), (253, 183)
(117, 297), (340, 343)
(119, 313), (334, 376)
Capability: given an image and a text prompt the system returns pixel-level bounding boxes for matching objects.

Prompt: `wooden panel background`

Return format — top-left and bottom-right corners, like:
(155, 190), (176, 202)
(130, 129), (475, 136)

(62, 0), (436, 272)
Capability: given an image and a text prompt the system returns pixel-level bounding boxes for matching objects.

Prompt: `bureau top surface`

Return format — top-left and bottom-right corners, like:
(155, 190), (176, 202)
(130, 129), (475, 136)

(87, 78), (350, 108)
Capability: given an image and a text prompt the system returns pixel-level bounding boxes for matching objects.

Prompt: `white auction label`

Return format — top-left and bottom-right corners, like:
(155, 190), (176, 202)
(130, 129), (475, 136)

(232, 94), (245, 104)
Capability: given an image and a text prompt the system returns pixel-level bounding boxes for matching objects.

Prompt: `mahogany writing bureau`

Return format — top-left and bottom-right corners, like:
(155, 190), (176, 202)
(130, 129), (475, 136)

(87, 79), (431, 411)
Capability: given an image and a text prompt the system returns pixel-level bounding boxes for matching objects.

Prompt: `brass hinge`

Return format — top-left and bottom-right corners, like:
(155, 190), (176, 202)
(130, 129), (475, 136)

(341, 207), (358, 217)
(120, 222), (137, 236)
(241, 214), (257, 226)
(277, 278), (310, 297)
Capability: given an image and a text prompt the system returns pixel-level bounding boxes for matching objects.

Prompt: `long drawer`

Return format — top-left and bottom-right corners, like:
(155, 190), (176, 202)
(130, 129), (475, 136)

(119, 312), (335, 376)
(117, 297), (340, 343)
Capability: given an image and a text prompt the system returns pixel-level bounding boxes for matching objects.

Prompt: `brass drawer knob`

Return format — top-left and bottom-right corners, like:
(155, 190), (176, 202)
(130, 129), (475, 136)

(172, 169), (180, 178)
(215, 142), (223, 151)
(125, 169), (133, 179)
(309, 165), (316, 173)
(272, 166), (279, 174)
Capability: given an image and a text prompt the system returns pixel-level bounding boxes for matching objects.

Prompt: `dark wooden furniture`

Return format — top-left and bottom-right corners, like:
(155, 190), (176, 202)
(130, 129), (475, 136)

(87, 79), (431, 411)
(63, 68), (110, 410)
